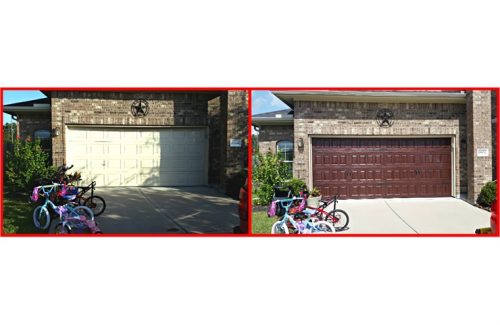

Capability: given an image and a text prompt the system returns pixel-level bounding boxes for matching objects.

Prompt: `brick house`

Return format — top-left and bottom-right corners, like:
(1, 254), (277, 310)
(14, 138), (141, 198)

(253, 90), (496, 202)
(4, 90), (248, 198)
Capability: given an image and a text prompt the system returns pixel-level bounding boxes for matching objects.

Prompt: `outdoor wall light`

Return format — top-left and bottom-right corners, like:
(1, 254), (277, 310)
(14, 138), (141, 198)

(298, 138), (304, 150)
(53, 127), (61, 137)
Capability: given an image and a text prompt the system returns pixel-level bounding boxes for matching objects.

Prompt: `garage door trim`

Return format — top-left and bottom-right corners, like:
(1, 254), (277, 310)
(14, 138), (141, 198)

(308, 135), (456, 198)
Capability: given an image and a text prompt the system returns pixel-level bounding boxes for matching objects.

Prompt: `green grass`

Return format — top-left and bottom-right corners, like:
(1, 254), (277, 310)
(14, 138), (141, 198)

(251, 210), (276, 234)
(3, 190), (44, 234)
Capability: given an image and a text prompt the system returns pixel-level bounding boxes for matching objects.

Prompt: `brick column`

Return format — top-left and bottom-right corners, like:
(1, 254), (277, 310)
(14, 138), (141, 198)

(466, 91), (493, 202)
(51, 93), (65, 166)
(224, 90), (248, 198)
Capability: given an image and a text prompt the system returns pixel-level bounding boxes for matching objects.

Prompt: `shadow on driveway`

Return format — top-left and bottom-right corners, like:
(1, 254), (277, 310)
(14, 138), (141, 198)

(92, 187), (239, 234)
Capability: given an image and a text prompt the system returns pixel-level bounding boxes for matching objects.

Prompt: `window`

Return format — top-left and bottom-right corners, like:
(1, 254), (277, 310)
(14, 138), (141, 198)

(277, 140), (293, 176)
(34, 129), (52, 152)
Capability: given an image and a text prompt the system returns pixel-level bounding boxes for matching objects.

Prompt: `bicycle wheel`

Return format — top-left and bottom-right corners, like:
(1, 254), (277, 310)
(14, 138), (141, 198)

(83, 195), (106, 216)
(326, 209), (349, 231)
(67, 206), (95, 221)
(33, 206), (51, 230)
(312, 220), (335, 234)
(271, 221), (289, 234)
(54, 223), (71, 234)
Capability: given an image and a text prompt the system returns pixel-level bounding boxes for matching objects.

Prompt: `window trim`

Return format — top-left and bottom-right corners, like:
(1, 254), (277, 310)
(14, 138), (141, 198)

(276, 139), (294, 163)
(33, 129), (52, 140)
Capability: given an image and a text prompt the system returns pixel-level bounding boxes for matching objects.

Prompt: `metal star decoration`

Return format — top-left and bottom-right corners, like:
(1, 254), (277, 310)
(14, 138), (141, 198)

(131, 99), (149, 117)
(376, 109), (394, 127)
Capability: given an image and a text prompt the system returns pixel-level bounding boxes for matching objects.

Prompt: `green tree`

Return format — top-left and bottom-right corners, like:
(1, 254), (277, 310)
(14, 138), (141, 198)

(4, 122), (17, 143)
(5, 138), (55, 193)
(252, 152), (290, 205)
(252, 134), (259, 154)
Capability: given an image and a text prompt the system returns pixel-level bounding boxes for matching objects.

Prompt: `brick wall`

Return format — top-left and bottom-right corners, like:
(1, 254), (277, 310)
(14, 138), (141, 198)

(49, 90), (248, 197)
(208, 95), (225, 185)
(51, 91), (215, 166)
(224, 91), (249, 198)
(257, 124), (294, 154)
(293, 100), (467, 196)
(17, 113), (51, 140)
(466, 91), (493, 201)
(492, 90), (497, 180)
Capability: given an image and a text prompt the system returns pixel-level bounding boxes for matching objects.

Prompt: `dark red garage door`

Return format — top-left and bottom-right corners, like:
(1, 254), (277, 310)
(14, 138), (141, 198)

(312, 138), (452, 199)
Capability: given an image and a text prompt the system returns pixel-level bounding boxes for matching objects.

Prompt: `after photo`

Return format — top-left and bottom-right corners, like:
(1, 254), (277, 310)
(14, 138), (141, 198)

(252, 89), (497, 235)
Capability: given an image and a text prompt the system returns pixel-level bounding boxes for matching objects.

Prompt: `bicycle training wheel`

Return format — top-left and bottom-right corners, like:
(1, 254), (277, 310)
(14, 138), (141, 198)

(68, 206), (95, 221)
(33, 206), (51, 230)
(54, 223), (71, 234)
(271, 221), (289, 234)
(83, 195), (106, 216)
(312, 220), (335, 234)
(326, 209), (349, 231)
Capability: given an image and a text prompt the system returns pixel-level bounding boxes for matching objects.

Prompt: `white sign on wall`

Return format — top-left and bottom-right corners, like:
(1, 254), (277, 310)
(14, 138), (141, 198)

(230, 138), (242, 148)
(477, 148), (489, 157)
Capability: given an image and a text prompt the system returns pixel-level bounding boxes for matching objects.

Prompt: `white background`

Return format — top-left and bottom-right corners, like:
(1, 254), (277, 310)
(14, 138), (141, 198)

(1, 1), (499, 324)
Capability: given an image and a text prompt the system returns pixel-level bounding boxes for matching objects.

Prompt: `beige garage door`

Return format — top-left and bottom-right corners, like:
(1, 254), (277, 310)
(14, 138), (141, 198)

(66, 127), (208, 186)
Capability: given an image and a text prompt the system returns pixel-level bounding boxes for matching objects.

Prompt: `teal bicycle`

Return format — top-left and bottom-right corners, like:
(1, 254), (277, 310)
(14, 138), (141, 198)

(31, 184), (94, 230)
(271, 197), (335, 234)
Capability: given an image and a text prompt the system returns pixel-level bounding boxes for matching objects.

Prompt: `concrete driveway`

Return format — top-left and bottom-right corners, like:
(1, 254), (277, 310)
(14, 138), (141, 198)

(330, 197), (490, 234)
(85, 187), (239, 234)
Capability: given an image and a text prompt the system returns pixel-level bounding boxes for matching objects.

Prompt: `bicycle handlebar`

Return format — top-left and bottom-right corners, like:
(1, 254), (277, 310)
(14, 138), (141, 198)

(37, 184), (62, 196)
(277, 197), (304, 209)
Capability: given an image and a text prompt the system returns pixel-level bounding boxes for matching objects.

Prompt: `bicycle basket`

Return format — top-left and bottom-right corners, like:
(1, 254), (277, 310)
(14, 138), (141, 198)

(273, 186), (292, 199)
(267, 201), (277, 217)
(30, 187), (39, 202)
(275, 202), (286, 217)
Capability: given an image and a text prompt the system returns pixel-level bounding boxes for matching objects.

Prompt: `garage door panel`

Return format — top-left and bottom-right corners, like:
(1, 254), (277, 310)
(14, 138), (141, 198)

(90, 144), (105, 155)
(123, 173), (140, 186)
(122, 144), (139, 155)
(106, 173), (122, 186)
(107, 159), (122, 169)
(67, 127), (207, 186)
(123, 159), (139, 169)
(312, 138), (451, 199)
(107, 144), (122, 155)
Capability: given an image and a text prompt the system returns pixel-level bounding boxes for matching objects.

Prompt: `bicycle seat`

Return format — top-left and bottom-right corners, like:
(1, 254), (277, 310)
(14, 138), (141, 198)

(62, 194), (77, 200)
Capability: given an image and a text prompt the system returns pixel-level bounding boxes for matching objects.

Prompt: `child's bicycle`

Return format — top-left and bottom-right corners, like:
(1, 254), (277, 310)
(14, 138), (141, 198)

(271, 197), (335, 234)
(63, 181), (106, 216)
(54, 212), (102, 234)
(31, 184), (94, 230)
(300, 192), (349, 231)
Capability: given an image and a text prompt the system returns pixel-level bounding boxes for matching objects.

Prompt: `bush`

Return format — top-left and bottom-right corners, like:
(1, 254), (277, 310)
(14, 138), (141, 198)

(477, 181), (497, 207)
(252, 153), (290, 205)
(4, 138), (56, 193)
(283, 178), (306, 196)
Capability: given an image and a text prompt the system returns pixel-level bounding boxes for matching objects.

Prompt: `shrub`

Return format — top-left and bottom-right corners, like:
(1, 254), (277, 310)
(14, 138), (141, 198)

(4, 138), (56, 193)
(477, 181), (497, 207)
(2, 218), (17, 234)
(252, 153), (290, 205)
(283, 178), (307, 196)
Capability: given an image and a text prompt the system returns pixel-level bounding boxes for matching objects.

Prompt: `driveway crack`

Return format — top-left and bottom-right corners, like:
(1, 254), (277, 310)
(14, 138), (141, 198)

(383, 200), (419, 234)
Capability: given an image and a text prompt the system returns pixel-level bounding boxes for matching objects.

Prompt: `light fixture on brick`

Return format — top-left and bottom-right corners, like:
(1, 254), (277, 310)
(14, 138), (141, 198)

(52, 127), (61, 137)
(297, 137), (304, 150)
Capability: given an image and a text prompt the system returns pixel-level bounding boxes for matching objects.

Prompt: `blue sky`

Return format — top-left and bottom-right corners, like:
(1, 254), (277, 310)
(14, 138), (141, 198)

(252, 90), (290, 115)
(3, 90), (46, 124)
